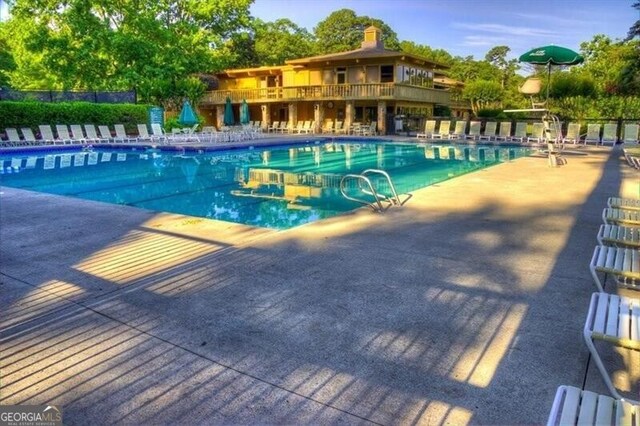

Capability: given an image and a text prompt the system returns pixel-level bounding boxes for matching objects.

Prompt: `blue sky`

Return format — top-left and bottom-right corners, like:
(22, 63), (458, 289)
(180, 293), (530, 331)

(250, 0), (638, 60)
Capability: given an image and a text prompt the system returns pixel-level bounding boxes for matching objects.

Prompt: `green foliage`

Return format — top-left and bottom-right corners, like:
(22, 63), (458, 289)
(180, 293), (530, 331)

(462, 80), (503, 115)
(3, 0), (253, 91)
(548, 73), (597, 98)
(476, 108), (503, 118)
(253, 19), (316, 65)
(484, 46), (519, 89)
(0, 101), (149, 131)
(399, 41), (454, 65)
(433, 105), (451, 117)
(314, 9), (399, 54)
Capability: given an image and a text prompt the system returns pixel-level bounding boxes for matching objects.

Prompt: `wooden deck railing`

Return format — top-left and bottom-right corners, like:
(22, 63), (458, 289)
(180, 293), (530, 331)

(202, 83), (451, 105)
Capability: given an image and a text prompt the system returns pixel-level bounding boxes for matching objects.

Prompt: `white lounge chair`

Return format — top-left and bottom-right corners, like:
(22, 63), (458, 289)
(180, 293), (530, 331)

(70, 124), (88, 144)
(589, 245), (639, 292)
(494, 122), (511, 142)
(623, 123), (639, 144)
(137, 124), (153, 142)
(150, 123), (167, 143)
(623, 149), (640, 169)
(3, 128), (22, 146)
(584, 123), (602, 145)
(602, 123), (618, 146)
(510, 122), (527, 143)
(321, 119), (334, 134)
(56, 125), (75, 144)
(465, 121), (481, 140)
(433, 120), (451, 139)
(417, 120), (436, 140)
(527, 122), (545, 143)
(547, 385), (639, 426)
(115, 124), (136, 143)
(479, 122), (497, 141)
(98, 125), (113, 142)
(584, 292), (640, 403)
(603, 208), (640, 226)
(333, 121), (346, 134)
(449, 120), (466, 140)
(38, 125), (58, 145)
(598, 224), (640, 248)
(562, 123), (581, 144)
(20, 128), (39, 145)
(608, 197), (640, 211)
(83, 124), (104, 143)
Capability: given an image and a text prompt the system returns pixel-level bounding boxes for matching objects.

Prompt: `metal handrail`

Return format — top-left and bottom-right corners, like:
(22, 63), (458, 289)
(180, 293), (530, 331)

(339, 174), (384, 212)
(361, 169), (402, 206)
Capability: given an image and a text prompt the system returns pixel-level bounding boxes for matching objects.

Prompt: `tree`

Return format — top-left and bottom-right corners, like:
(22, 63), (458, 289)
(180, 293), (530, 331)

(398, 41), (454, 65)
(578, 34), (635, 95)
(0, 31), (15, 87)
(484, 46), (518, 89)
(3, 0), (253, 91)
(461, 80), (503, 115)
(253, 19), (316, 65)
(314, 9), (399, 54)
(627, 1), (640, 41)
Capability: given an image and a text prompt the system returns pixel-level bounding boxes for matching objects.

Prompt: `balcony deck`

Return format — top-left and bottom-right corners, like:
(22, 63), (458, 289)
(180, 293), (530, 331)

(202, 83), (451, 105)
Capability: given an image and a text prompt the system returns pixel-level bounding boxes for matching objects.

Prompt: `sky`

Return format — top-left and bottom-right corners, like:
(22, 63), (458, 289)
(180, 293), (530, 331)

(250, 0), (638, 60)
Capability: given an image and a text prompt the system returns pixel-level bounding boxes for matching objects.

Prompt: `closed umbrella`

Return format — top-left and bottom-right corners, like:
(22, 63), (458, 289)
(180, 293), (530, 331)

(223, 97), (235, 126)
(178, 100), (198, 126)
(519, 45), (584, 102)
(240, 99), (250, 125)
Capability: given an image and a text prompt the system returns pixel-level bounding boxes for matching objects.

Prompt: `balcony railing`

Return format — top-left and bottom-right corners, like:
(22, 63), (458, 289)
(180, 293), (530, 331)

(202, 83), (451, 105)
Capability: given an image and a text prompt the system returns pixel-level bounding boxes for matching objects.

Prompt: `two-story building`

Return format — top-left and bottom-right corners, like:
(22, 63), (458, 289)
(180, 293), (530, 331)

(199, 26), (461, 134)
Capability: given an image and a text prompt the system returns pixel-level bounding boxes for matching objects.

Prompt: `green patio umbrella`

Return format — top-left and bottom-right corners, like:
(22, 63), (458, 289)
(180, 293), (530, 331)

(519, 45), (584, 102)
(223, 97), (235, 126)
(240, 99), (250, 125)
(178, 100), (198, 126)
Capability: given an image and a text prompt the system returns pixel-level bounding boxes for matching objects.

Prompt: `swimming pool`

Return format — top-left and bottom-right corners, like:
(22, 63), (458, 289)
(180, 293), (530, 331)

(0, 140), (531, 229)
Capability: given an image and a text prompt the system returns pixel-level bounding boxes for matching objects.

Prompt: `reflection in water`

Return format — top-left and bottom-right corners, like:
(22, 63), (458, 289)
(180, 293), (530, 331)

(0, 142), (530, 229)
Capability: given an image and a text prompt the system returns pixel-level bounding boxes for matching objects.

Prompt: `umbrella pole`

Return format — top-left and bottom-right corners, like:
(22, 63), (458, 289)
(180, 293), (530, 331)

(546, 62), (551, 104)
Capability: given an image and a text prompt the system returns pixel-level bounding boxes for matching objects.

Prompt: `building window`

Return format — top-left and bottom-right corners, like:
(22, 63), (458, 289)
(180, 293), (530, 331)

(336, 67), (346, 85)
(380, 65), (394, 83)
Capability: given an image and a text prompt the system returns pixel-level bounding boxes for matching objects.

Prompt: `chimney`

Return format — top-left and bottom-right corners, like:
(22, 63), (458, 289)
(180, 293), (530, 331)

(361, 26), (383, 50)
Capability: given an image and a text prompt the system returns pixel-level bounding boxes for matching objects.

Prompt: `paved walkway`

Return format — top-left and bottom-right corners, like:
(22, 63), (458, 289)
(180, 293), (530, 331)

(1, 142), (638, 424)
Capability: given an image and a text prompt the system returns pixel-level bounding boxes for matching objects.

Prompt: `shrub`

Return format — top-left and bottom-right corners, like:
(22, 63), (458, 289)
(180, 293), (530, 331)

(0, 101), (150, 133)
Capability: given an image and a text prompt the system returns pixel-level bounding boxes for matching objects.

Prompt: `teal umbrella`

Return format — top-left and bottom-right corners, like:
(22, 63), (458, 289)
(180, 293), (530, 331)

(519, 45), (584, 102)
(240, 99), (250, 125)
(223, 97), (235, 126)
(178, 100), (198, 126)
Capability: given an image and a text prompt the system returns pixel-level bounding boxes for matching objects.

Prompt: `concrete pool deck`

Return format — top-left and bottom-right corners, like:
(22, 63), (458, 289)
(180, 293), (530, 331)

(1, 140), (639, 424)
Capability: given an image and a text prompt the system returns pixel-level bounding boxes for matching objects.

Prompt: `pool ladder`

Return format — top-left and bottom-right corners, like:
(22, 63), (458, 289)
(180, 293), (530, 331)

(340, 169), (403, 212)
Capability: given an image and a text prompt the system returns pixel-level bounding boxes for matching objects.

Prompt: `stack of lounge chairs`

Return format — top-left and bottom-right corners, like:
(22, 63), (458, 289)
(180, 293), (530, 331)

(548, 196), (640, 424)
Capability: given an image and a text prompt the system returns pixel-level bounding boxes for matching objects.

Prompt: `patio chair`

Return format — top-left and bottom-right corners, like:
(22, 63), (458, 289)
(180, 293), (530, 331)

(38, 125), (58, 145)
(268, 121), (280, 133)
(603, 208), (640, 226)
(465, 121), (481, 140)
(589, 245), (639, 292)
(3, 128), (22, 146)
(362, 121), (377, 136)
(115, 124), (136, 143)
(84, 124), (105, 143)
(608, 197), (640, 211)
(623, 123), (639, 144)
(562, 123), (581, 144)
(56, 124), (75, 144)
(416, 120), (436, 140)
(479, 121), (497, 141)
(584, 123), (602, 145)
(137, 124), (153, 142)
(623, 149), (640, 169)
(20, 128), (39, 145)
(602, 123), (618, 146)
(526, 122), (545, 143)
(510, 122), (527, 143)
(432, 120), (451, 139)
(98, 125), (113, 142)
(449, 120), (467, 140)
(321, 119), (334, 134)
(333, 121), (346, 134)
(70, 124), (88, 144)
(494, 122), (512, 142)
(547, 385), (639, 426)
(584, 292), (640, 403)
(598, 224), (640, 248)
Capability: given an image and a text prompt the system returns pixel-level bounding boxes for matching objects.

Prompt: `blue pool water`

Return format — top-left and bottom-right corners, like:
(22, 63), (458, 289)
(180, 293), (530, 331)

(0, 140), (530, 229)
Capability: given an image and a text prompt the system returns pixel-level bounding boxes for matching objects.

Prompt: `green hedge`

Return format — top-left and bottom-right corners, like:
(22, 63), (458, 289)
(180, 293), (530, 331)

(0, 101), (150, 133)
